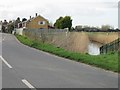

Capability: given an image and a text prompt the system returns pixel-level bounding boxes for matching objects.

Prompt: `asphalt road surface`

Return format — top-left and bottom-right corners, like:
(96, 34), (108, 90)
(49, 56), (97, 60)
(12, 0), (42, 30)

(0, 33), (2, 90)
(1, 33), (118, 89)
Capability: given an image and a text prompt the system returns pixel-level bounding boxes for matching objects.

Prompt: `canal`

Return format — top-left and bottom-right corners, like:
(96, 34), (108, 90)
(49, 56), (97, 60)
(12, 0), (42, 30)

(88, 41), (103, 55)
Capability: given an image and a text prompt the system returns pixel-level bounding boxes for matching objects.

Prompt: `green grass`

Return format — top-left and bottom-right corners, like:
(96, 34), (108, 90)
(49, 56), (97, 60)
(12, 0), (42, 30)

(16, 35), (119, 72)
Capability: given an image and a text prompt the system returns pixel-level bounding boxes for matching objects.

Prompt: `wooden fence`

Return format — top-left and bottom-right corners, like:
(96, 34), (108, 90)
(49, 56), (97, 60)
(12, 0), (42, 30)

(100, 38), (120, 54)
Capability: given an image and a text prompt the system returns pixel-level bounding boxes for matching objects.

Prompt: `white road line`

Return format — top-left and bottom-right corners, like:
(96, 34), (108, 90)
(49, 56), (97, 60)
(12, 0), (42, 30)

(0, 56), (12, 69)
(22, 79), (36, 89)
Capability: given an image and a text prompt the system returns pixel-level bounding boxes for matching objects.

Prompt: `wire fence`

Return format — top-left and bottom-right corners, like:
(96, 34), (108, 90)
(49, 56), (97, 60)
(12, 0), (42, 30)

(100, 38), (120, 54)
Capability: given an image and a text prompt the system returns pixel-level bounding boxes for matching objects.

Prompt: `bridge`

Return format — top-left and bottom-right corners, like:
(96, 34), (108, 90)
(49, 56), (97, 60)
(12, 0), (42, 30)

(100, 38), (120, 54)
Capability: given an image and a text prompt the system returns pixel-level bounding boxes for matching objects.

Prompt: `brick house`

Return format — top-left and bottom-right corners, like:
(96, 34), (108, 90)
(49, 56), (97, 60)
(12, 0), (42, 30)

(18, 13), (49, 29)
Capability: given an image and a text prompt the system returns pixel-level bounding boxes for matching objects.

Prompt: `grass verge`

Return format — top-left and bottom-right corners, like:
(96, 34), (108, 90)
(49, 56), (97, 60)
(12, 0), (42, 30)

(16, 35), (119, 72)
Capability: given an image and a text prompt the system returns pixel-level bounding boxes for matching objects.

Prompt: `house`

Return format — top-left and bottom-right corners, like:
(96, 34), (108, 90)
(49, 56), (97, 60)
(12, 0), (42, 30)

(2, 20), (8, 33)
(18, 13), (49, 29)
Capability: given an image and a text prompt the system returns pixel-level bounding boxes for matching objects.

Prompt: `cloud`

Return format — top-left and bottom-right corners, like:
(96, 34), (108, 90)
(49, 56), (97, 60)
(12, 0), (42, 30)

(0, 0), (118, 28)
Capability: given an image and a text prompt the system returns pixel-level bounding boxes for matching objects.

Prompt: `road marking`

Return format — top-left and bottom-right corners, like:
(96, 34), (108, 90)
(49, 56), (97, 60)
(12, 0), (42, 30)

(22, 79), (36, 89)
(0, 56), (12, 69)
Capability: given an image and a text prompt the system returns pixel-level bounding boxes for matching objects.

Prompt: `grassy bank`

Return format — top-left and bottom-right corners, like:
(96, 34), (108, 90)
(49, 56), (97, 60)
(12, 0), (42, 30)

(16, 35), (119, 72)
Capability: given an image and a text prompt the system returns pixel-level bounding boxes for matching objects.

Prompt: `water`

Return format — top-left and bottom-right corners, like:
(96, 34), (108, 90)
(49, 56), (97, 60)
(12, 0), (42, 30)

(88, 42), (101, 55)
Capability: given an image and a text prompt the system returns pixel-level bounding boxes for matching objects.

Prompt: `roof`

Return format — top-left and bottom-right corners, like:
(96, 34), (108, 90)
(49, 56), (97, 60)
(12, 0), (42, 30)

(28, 15), (48, 22)
(18, 14), (48, 25)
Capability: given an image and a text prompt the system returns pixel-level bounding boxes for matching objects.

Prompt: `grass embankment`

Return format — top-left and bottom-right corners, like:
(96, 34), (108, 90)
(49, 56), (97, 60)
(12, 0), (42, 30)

(16, 35), (119, 72)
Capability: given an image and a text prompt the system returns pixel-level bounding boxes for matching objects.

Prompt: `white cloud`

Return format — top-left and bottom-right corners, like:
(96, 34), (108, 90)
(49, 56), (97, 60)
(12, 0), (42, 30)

(0, 0), (118, 28)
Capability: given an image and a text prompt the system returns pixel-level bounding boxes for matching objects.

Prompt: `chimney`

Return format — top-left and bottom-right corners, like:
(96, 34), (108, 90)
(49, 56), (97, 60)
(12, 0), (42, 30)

(35, 13), (37, 17)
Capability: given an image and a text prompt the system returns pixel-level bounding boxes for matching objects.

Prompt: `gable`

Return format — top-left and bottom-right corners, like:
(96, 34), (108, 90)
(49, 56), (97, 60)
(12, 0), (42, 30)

(31, 15), (48, 23)
(25, 15), (49, 29)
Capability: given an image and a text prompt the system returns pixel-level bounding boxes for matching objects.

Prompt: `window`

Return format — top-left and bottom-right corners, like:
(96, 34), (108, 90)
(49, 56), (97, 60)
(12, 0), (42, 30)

(38, 21), (45, 25)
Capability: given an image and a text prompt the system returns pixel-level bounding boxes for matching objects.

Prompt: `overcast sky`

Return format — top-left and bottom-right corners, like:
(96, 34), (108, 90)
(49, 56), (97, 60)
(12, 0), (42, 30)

(0, 0), (119, 28)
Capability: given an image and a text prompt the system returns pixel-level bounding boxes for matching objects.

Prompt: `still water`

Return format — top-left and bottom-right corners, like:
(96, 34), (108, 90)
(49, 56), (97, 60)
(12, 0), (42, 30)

(88, 42), (102, 55)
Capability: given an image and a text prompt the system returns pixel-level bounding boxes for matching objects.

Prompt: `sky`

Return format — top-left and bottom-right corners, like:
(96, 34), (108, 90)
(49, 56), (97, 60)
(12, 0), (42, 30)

(0, 0), (119, 28)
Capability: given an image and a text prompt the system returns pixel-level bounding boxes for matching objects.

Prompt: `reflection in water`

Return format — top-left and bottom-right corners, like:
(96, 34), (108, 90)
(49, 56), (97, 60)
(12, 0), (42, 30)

(88, 42), (101, 55)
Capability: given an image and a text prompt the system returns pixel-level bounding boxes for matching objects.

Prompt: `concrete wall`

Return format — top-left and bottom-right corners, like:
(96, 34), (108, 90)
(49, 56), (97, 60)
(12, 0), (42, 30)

(23, 29), (119, 54)
(23, 29), (89, 53)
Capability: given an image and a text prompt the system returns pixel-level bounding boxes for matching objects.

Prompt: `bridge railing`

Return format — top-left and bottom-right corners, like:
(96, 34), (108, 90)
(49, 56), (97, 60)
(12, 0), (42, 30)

(100, 38), (120, 54)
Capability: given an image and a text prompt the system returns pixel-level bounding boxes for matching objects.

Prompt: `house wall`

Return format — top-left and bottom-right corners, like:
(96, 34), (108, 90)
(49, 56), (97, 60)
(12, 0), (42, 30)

(26, 16), (48, 29)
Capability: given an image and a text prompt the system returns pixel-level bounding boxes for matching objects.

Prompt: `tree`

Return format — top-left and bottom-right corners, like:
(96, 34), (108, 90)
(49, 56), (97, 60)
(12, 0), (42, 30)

(2, 20), (8, 33)
(54, 17), (63, 29)
(15, 17), (21, 28)
(54, 16), (72, 30)
(75, 25), (83, 31)
(2, 26), (5, 33)
(22, 18), (27, 22)
(7, 23), (14, 34)
(61, 16), (72, 30)
(101, 25), (114, 31)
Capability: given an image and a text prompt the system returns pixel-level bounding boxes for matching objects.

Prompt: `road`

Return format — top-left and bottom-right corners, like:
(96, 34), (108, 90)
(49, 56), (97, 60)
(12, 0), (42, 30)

(0, 33), (2, 90)
(1, 33), (118, 89)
